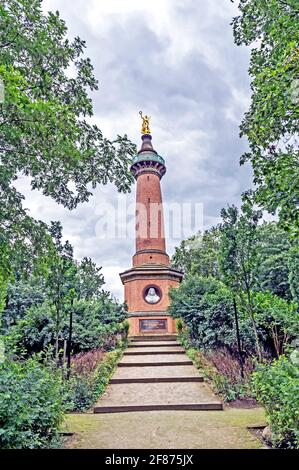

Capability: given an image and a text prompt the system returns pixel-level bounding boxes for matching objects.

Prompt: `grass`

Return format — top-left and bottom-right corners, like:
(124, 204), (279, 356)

(63, 407), (266, 449)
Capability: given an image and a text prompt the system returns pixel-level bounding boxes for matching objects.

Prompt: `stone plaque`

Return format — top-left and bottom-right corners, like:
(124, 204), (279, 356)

(140, 319), (167, 331)
(143, 286), (161, 304)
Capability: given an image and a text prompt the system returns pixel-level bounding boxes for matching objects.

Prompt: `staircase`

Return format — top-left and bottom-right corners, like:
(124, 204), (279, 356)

(93, 335), (223, 413)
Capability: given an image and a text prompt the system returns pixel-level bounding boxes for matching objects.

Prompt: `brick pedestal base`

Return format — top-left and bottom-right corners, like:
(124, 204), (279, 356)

(128, 315), (177, 336)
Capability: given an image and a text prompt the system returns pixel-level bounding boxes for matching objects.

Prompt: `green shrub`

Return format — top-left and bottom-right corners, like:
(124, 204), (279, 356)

(252, 356), (299, 448)
(65, 347), (124, 411)
(70, 298), (127, 352)
(7, 297), (128, 356)
(253, 291), (299, 357)
(211, 373), (251, 402)
(0, 357), (65, 449)
(182, 337), (254, 403)
(169, 275), (256, 354)
(176, 318), (184, 333)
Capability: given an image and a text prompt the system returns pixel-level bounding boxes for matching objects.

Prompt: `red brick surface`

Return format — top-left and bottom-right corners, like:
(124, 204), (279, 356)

(135, 172), (166, 254)
(133, 250), (169, 267)
(124, 277), (180, 312)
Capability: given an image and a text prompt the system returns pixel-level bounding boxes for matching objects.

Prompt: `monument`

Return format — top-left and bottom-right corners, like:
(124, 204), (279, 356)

(120, 113), (183, 335)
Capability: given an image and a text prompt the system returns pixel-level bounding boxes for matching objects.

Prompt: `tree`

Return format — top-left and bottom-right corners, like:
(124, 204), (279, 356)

(171, 228), (220, 277)
(253, 291), (299, 358)
(219, 203), (263, 360)
(70, 294), (127, 353)
(1, 278), (46, 334)
(255, 222), (292, 299)
(168, 275), (255, 354)
(75, 257), (104, 300)
(232, 0), (299, 234)
(288, 245), (299, 303)
(44, 222), (75, 360)
(0, 0), (136, 300)
(0, 237), (11, 315)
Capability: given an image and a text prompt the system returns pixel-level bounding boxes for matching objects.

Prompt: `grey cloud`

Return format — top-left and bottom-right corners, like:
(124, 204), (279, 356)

(22, 0), (253, 300)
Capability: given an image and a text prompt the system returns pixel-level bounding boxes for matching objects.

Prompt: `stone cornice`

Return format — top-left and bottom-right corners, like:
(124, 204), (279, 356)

(128, 311), (172, 318)
(120, 265), (183, 284)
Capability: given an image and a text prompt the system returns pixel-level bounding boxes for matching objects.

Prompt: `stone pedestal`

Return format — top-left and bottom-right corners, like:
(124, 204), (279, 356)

(120, 264), (183, 335)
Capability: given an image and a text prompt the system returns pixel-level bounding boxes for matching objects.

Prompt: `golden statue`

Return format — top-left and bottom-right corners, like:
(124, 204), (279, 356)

(139, 110), (151, 134)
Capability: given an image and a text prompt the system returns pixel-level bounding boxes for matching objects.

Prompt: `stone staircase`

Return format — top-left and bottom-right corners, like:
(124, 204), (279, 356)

(93, 335), (223, 413)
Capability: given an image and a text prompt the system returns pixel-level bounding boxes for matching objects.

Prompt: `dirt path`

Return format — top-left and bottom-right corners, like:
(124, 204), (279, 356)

(63, 407), (266, 449)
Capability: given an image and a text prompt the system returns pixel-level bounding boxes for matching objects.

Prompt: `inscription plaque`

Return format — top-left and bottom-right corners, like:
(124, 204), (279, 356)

(139, 319), (167, 331)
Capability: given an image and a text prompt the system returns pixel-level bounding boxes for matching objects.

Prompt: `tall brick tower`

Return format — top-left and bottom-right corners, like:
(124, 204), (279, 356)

(120, 116), (183, 335)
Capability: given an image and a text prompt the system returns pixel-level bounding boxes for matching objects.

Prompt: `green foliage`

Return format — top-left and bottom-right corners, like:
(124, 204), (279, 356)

(2, 278), (46, 333)
(219, 203), (262, 295)
(252, 356), (299, 448)
(65, 347), (124, 411)
(183, 342), (253, 402)
(0, 356), (65, 449)
(172, 221), (296, 303)
(233, 0), (299, 233)
(44, 222), (76, 358)
(171, 228), (220, 277)
(5, 301), (55, 355)
(219, 203), (263, 359)
(0, 0), (136, 291)
(176, 318), (184, 333)
(288, 244), (299, 303)
(211, 374), (247, 402)
(0, 237), (11, 315)
(7, 294), (128, 356)
(71, 297), (128, 353)
(169, 275), (255, 353)
(75, 257), (104, 300)
(0, 0), (135, 207)
(255, 222), (292, 299)
(2, 221), (126, 359)
(253, 291), (299, 357)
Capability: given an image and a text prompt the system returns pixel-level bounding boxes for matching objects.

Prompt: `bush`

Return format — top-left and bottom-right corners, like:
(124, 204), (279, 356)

(206, 349), (255, 402)
(253, 291), (299, 357)
(170, 276), (256, 354)
(65, 345), (124, 411)
(70, 298), (127, 353)
(6, 297), (128, 356)
(176, 318), (184, 333)
(180, 333), (254, 402)
(0, 356), (65, 449)
(252, 356), (299, 448)
(1, 279), (46, 334)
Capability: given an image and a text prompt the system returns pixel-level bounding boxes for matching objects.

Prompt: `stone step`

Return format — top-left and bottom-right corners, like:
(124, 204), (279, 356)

(110, 377), (204, 384)
(119, 353), (191, 365)
(94, 382), (223, 413)
(129, 335), (178, 342)
(118, 360), (193, 367)
(94, 403), (223, 413)
(124, 350), (185, 356)
(113, 364), (200, 379)
(127, 344), (185, 354)
(128, 341), (180, 348)
(118, 361), (193, 367)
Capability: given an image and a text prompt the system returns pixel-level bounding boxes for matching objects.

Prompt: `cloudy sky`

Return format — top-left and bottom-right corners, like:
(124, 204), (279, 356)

(17, 0), (253, 300)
